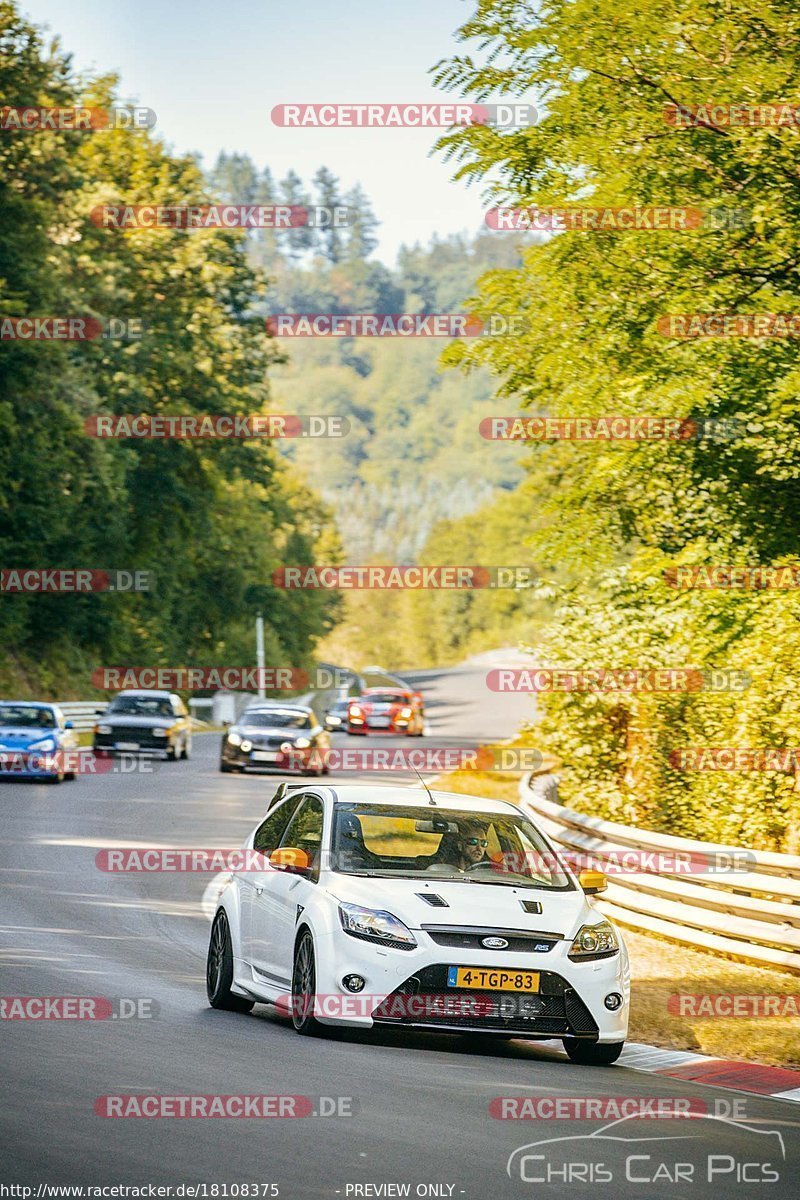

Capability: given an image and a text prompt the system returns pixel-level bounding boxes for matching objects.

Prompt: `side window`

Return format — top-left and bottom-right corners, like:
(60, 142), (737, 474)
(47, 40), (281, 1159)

(253, 796), (304, 855)
(280, 796), (325, 880)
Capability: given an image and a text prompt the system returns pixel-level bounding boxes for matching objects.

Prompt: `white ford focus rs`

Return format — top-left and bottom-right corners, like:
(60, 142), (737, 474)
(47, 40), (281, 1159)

(206, 783), (630, 1064)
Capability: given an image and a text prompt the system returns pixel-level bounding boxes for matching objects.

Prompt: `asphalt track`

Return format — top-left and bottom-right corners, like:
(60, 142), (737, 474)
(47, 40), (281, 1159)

(2, 655), (798, 1198)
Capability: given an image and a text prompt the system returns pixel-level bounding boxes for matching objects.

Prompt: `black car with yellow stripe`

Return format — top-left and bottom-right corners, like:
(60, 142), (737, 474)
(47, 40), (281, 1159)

(93, 689), (192, 760)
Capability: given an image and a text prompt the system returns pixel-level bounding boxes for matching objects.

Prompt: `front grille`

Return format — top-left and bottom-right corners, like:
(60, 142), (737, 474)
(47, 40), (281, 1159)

(372, 964), (598, 1036)
(96, 726), (166, 750)
(421, 925), (562, 953)
(249, 735), (288, 750)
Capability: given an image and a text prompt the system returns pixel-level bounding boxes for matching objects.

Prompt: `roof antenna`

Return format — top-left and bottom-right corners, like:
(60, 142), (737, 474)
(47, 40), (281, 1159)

(411, 764), (437, 805)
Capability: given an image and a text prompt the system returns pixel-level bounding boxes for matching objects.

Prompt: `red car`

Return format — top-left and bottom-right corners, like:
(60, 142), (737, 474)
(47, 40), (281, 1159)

(347, 688), (424, 736)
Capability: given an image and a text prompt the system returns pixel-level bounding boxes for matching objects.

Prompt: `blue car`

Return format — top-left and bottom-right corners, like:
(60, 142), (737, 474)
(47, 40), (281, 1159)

(0, 701), (79, 783)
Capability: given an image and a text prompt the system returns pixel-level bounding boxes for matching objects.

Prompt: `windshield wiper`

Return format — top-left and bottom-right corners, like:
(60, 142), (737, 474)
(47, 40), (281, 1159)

(335, 870), (387, 877)
(460, 874), (570, 890)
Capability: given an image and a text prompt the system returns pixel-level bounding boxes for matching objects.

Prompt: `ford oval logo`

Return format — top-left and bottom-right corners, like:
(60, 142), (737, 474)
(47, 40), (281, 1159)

(482, 936), (509, 949)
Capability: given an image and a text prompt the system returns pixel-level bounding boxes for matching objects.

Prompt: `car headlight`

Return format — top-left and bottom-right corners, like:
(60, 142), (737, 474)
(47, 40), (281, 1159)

(29, 737), (56, 752)
(338, 902), (417, 949)
(294, 737), (311, 749)
(240, 739), (252, 753)
(400, 706), (413, 718)
(153, 728), (168, 737)
(227, 731), (242, 746)
(568, 921), (619, 960)
(95, 724), (112, 735)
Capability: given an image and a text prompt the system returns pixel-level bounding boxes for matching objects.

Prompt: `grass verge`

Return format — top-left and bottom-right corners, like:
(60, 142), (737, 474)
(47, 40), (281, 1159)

(435, 767), (800, 1069)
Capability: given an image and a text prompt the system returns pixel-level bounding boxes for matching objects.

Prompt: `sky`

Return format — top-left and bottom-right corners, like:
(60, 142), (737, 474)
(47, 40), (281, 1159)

(22, 0), (494, 264)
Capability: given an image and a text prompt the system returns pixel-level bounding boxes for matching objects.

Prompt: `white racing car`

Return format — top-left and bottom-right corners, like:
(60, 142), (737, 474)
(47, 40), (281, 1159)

(206, 784), (630, 1064)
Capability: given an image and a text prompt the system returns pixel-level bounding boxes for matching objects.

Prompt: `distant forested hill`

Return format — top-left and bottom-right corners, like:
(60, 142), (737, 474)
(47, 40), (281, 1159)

(207, 154), (527, 559)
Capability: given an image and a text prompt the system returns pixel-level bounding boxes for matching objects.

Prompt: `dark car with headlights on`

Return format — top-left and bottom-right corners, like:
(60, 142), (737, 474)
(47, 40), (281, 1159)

(323, 679), (364, 731)
(93, 690), (192, 760)
(220, 705), (330, 775)
(324, 695), (350, 731)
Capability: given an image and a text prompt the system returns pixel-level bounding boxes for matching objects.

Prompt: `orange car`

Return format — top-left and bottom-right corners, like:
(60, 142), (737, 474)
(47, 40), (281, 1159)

(346, 688), (424, 736)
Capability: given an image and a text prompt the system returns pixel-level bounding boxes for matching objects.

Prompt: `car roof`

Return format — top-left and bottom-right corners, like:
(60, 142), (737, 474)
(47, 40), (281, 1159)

(0, 700), (56, 707)
(362, 686), (406, 694)
(114, 689), (174, 698)
(319, 783), (519, 815)
(243, 704), (313, 715)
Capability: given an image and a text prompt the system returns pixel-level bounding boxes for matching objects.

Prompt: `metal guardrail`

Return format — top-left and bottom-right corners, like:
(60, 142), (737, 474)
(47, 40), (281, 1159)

(57, 701), (105, 732)
(519, 772), (800, 974)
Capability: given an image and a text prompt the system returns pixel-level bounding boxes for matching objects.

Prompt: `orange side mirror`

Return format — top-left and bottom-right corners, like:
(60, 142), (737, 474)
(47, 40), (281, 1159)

(579, 869), (607, 895)
(269, 846), (311, 875)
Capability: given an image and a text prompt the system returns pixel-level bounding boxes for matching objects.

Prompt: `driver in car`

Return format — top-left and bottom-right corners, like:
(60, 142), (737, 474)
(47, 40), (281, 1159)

(454, 820), (490, 871)
(417, 819), (492, 873)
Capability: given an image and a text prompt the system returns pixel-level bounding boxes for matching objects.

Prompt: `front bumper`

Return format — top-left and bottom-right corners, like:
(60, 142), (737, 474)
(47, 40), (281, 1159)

(309, 927), (629, 1042)
(221, 743), (314, 773)
(0, 750), (63, 778)
(94, 730), (172, 755)
(346, 720), (405, 735)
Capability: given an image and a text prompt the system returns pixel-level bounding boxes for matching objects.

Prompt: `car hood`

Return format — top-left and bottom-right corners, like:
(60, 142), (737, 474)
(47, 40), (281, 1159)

(0, 726), (57, 749)
(238, 724), (308, 739)
(101, 714), (174, 728)
(328, 874), (593, 938)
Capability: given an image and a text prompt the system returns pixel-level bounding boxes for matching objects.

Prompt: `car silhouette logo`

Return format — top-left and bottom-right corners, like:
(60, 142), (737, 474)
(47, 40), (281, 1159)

(482, 936), (509, 949)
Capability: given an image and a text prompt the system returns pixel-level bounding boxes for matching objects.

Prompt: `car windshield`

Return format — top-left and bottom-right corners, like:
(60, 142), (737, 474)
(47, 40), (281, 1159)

(0, 705), (56, 728)
(109, 696), (174, 717)
(362, 693), (405, 705)
(331, 804), (573, 890)
(241, 711), (311, 729)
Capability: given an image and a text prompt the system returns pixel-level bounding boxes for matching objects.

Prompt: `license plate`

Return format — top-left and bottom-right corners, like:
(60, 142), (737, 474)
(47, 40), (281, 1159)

(370, 717), (391, 728)
(116, 742), (139, 751)
(252, 750), (279, 762)
(447, 967), (540, 992)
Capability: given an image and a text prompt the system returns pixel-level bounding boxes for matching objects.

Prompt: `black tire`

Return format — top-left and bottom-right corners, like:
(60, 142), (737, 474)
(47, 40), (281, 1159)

(165, 742), (178, 761)
(180, 737), (191, 760)
(206, 910), (254, 1012)
(563, 1038), (624, 1065)
(43, 771), (64, 785)
(291, 930), (322, 1035)
(220, 760), (235, 773)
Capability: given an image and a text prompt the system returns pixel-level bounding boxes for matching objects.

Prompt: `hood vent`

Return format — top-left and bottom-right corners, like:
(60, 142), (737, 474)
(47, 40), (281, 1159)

(520, 899), (543, 914)
(417, 893), (449, 907)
